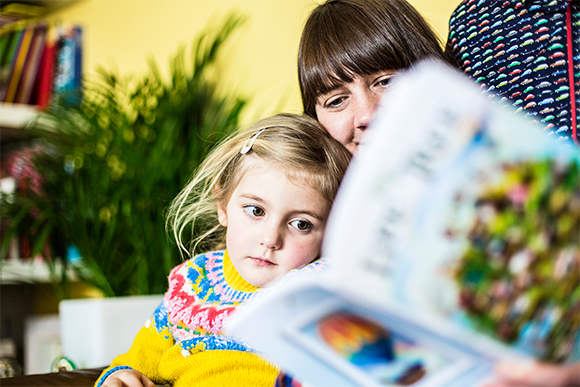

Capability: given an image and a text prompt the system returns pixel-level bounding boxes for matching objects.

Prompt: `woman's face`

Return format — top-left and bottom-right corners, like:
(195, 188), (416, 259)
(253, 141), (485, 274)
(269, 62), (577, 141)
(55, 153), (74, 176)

(314, 70), (396, 154)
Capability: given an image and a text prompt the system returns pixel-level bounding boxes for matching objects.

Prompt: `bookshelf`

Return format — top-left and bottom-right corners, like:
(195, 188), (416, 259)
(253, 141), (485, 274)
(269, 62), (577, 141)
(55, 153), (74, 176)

(0, 102), (38, 144)
(0, 102), (66, 285)
(1, 1), (83, 110)
(1, 0), (83, 283)
(1, 259), (72, 283)
(0, 102), (37, 128)
(0, 102), (39, 282)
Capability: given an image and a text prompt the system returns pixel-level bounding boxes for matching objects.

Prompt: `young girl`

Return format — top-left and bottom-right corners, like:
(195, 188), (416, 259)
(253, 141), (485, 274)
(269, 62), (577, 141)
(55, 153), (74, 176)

(95, 113), (352, 387)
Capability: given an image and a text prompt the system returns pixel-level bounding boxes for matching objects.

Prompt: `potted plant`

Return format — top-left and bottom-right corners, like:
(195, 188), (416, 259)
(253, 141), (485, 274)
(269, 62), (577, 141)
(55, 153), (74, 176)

(1, 13), (247, 368)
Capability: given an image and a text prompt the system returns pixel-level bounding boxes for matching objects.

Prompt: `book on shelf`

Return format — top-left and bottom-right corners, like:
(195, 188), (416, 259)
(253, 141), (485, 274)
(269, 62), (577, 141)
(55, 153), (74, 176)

(34, 25), (58, 107)
(0, 145), (53, 264)
(0, 28), (15, 65)
(1, 20), (82, 107)
(3, 22), (37, 103)
(0, 2), (44, 97)
(0, 26), (25, 100)
(226, 61), (580, 387)
(15, 22), (47, 104)
(53, 24), (82, 105)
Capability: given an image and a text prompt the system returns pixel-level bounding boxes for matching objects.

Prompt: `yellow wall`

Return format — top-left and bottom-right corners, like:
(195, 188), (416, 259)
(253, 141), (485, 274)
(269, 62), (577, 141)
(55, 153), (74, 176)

(47, 0), (461, 125)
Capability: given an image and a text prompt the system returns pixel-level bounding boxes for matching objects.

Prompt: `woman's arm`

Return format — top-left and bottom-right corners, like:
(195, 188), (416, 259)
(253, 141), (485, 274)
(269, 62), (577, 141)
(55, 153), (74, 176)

(481, 361), (580, 387)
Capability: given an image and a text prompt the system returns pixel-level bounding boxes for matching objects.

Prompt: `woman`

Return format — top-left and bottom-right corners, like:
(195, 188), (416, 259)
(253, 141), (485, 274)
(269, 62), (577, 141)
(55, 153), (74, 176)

(297, 1), (580, 386)
(298, 0), (455, 154)
(447, 0), (580, 148)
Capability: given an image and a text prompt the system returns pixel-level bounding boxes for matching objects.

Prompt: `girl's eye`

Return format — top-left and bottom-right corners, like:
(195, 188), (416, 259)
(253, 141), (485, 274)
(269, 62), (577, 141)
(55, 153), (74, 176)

(290, 219), (313, 232)
(244, 205), (265, 218)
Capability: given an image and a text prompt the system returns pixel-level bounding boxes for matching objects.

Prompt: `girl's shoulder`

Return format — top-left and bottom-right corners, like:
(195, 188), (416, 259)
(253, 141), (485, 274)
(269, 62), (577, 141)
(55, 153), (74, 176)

(165, 249), (226, 298)
(168, 250), (225, 279)
(286, 257), (328, 278)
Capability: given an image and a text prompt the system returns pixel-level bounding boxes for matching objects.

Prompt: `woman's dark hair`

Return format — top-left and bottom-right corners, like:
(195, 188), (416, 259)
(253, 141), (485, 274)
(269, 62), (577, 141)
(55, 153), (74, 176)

(299, 0), (455, 118)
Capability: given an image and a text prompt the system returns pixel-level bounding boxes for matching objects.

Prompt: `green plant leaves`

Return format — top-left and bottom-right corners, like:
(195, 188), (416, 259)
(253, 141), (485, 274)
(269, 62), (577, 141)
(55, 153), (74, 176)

(2, 13), (247, 298)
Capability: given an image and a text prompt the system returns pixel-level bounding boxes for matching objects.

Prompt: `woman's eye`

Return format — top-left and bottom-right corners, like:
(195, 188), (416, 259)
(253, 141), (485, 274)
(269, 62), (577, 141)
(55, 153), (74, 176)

(290, 219), (313, 231)
(244, 205), (265, 218)
(325, 96), (345, 109)
(376, 77), (392, 88)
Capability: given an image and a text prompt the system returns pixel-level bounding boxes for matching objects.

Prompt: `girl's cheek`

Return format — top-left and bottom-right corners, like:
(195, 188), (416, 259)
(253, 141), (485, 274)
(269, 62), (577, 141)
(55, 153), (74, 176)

(296, 239), (322, 266)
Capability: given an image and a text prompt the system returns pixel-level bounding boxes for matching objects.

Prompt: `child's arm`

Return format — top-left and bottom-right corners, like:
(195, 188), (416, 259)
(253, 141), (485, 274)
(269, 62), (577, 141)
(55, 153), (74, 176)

(158, 347), (279, 386)
(96, 367), (155, 387)
(95, 306), (175, 387)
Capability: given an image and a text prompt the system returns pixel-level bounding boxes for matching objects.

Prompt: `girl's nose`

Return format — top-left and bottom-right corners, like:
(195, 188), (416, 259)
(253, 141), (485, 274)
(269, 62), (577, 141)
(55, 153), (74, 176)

(261, 225), (283, 250)
(354, 91), (380, 130)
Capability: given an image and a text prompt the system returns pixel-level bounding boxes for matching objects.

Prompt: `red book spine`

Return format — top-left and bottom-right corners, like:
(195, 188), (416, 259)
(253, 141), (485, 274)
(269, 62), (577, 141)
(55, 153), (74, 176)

(35, 26), (57, 107)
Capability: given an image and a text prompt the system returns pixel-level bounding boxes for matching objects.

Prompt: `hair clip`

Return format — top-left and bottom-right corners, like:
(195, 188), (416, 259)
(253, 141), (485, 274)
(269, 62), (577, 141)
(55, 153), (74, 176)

(240, 128), (267, 154)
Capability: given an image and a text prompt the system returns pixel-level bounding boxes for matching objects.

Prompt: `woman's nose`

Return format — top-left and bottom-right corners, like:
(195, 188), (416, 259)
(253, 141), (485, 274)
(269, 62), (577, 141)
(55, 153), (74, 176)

(354, 91), (380, 130)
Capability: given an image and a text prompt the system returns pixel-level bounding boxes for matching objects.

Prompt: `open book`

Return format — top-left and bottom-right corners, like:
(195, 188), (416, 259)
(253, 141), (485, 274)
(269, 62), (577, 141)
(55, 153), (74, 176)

(226, 61), (580, 387)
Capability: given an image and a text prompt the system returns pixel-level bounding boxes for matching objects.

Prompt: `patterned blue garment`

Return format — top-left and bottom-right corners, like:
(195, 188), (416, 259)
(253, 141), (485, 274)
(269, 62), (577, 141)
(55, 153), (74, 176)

(448, 0), (579, 148)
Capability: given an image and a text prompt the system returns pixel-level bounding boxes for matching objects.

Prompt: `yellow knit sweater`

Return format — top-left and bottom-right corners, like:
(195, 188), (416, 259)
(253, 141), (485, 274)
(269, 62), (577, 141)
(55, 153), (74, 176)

(95, 250), (278, 387)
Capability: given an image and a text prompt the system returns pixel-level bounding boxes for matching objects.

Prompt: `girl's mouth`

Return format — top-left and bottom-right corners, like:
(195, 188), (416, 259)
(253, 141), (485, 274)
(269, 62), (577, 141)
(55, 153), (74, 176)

(250, 257), (276, 267)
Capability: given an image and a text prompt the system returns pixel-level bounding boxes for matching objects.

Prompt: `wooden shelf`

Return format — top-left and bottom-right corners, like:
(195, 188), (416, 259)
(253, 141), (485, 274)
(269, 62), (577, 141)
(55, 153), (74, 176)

(0, 103), (42, 146)
(1, 259), (76, 284)
(0, 103), (38, 129)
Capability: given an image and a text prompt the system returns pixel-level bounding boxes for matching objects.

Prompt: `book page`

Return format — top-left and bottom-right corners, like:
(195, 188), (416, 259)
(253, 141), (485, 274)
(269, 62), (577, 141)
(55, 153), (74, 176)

(227, 61), (579, 387)
(323, 60), (579, 362)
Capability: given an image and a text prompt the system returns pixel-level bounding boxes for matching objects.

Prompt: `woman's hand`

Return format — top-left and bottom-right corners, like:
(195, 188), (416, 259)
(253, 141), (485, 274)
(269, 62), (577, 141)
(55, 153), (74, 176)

(481, 361), (580, 387)
(100, 368), (156, 387)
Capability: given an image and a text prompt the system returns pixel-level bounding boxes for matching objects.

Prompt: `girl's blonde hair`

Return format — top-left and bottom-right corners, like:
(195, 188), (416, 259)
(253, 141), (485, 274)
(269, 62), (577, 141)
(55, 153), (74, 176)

(166, 113), (352, 258)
